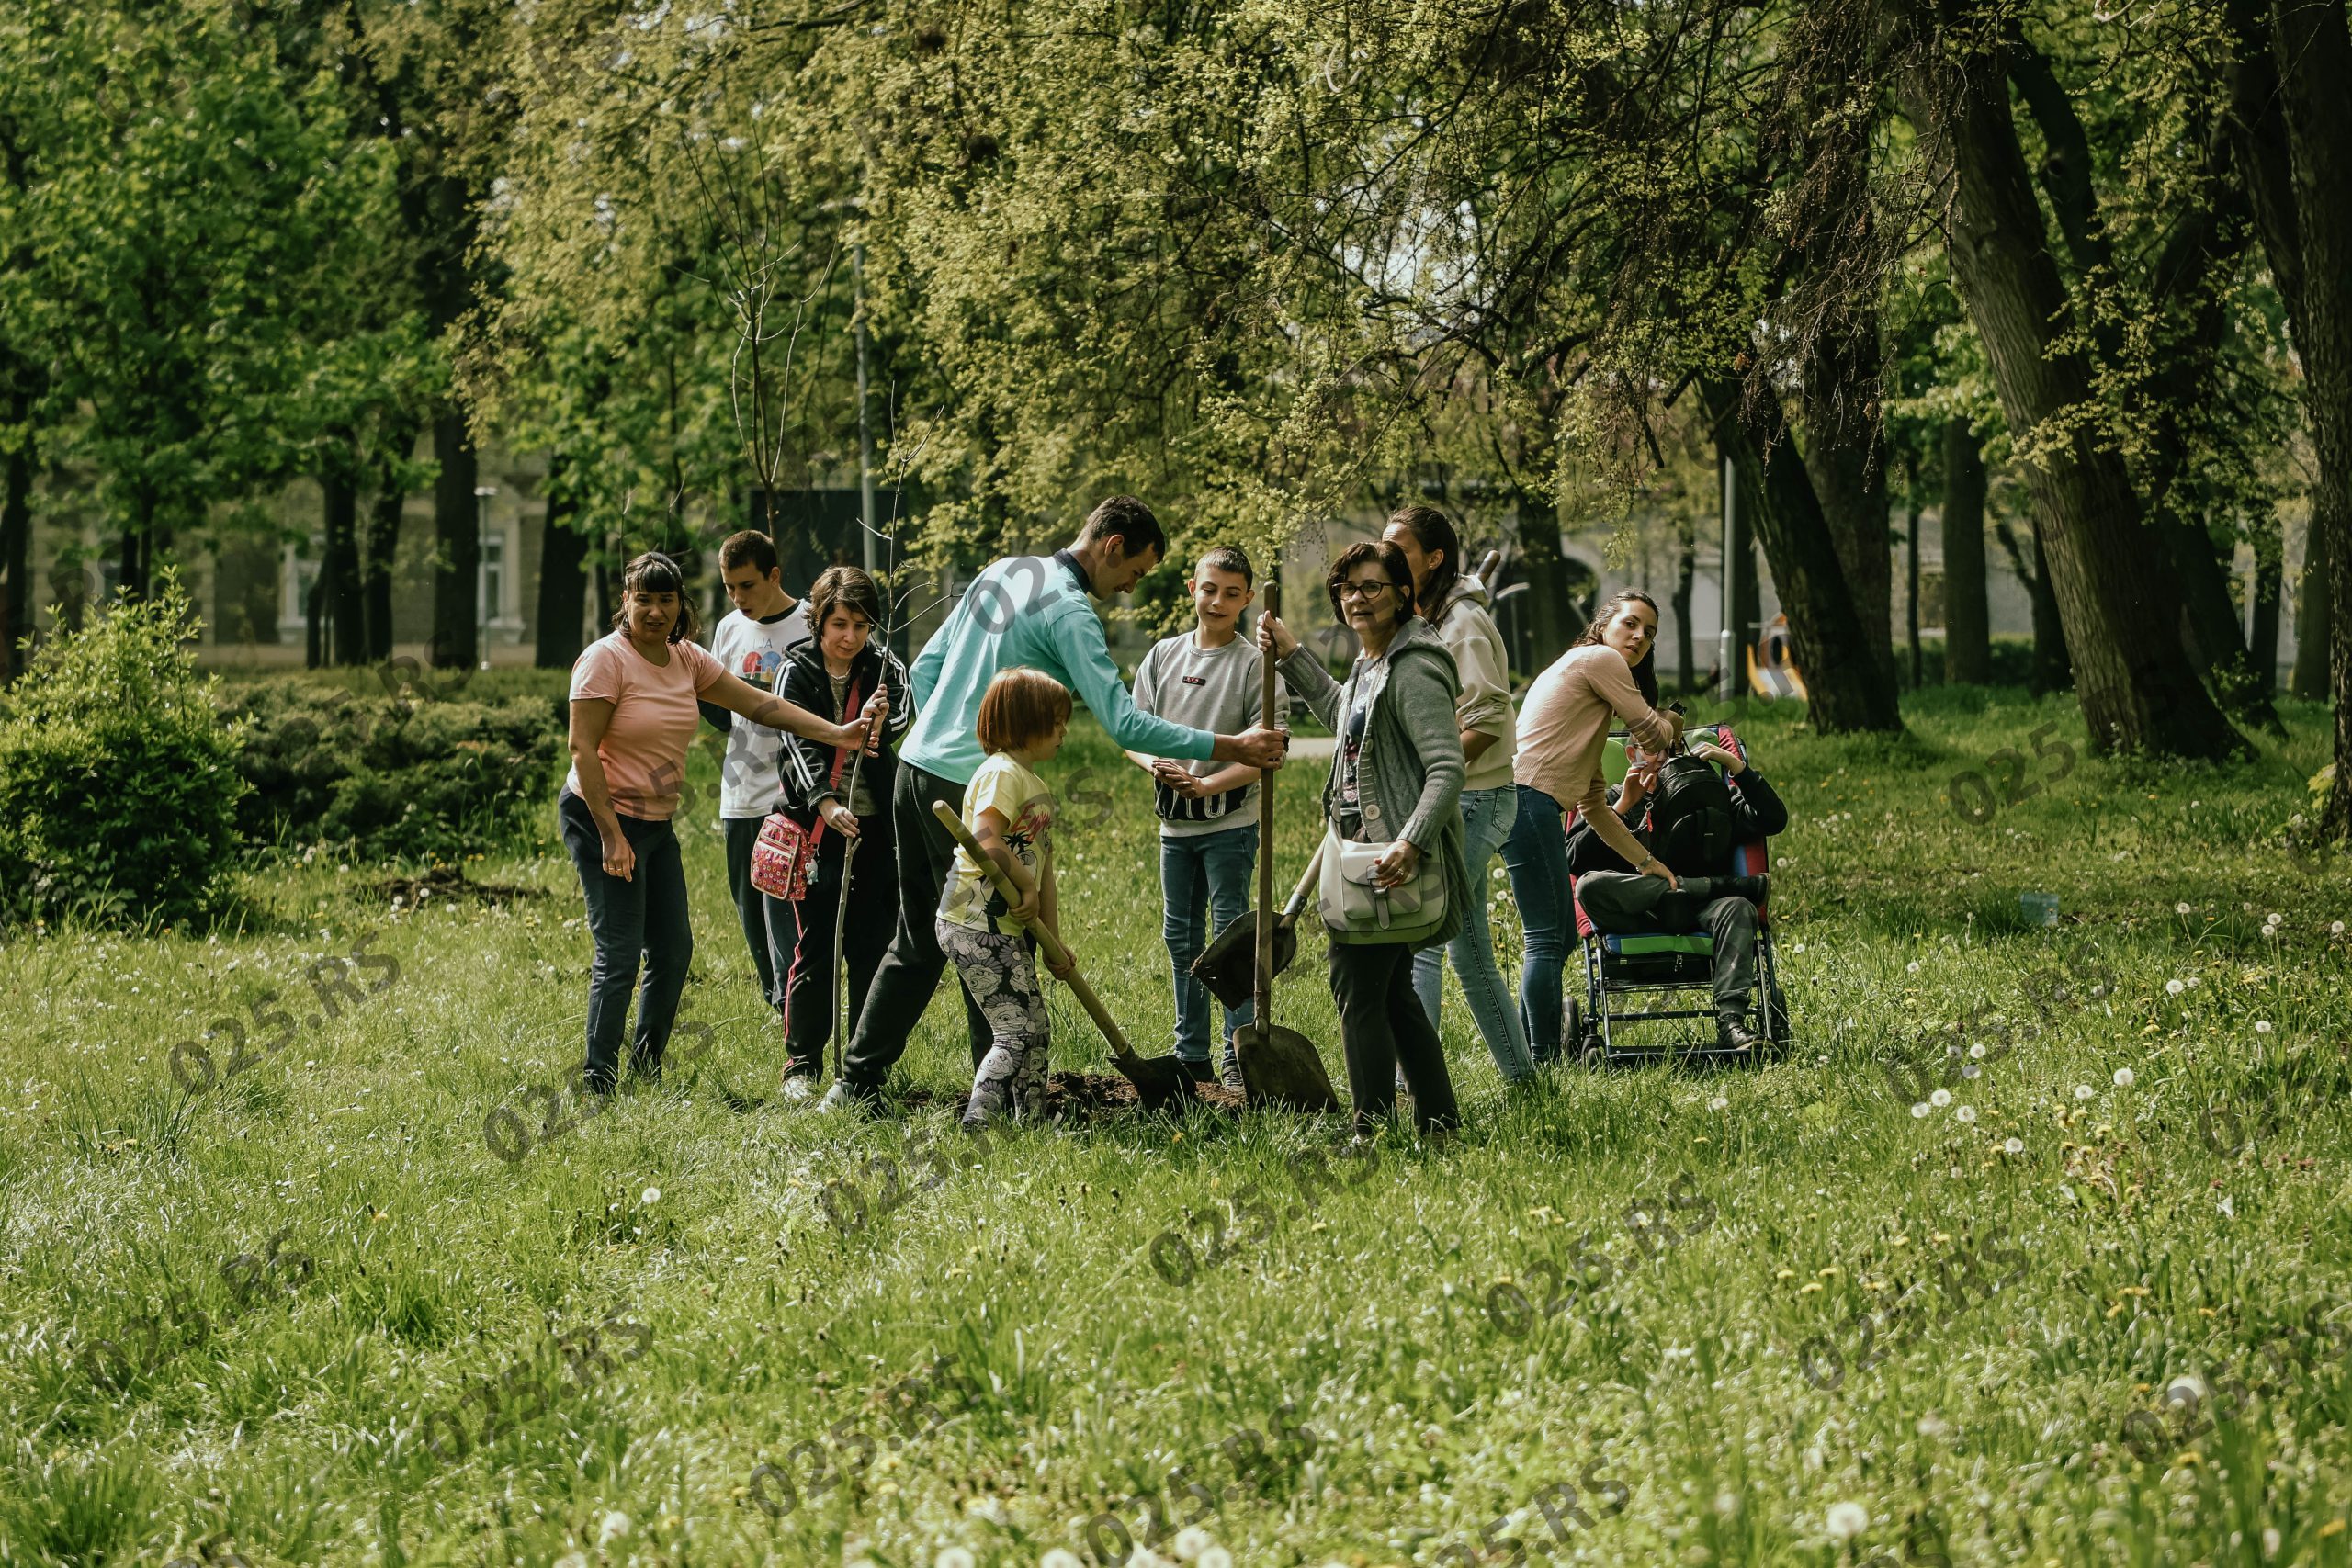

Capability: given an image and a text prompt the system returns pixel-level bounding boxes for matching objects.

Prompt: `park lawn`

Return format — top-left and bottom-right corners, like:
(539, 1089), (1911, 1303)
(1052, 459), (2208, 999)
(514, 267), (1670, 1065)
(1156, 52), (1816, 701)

(2, 687), (2349, 1568)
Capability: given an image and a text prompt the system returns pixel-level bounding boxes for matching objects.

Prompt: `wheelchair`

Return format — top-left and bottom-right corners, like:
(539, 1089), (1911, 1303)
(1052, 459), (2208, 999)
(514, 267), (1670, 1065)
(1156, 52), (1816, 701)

(1561, 723), (1791, 1067)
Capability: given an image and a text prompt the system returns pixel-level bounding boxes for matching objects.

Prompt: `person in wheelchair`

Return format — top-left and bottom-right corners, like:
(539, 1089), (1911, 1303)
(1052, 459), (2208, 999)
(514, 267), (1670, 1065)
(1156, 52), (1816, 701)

(1565, 728), (1787, 1052)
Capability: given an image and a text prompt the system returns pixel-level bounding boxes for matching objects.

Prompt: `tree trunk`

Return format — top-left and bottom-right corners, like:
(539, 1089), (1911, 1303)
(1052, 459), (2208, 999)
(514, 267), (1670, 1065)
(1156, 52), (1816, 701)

(1905, 487), (1922, 689)
(2291, 517), (2332, 698)
(2027, 523), (2071, 695)
(1702, 377), (1904, 732)
(322, 459), (366, 666)
(1802, 327), (1896, 693)
(1941, 419), (1991, 682)
(362, 477), (403, 663)
(2271, 0), (2352, 832)
(1510, 494), (1577, 673)
(2250, 522), (2282, 693)
(430, 407), (478, 671)
(535, 456), (589, 669)
(0, 403), (28, 682)
(1671, 522), (1698, 697)
(305, 572), (325, 669)
(1898, 3), (2243, 758)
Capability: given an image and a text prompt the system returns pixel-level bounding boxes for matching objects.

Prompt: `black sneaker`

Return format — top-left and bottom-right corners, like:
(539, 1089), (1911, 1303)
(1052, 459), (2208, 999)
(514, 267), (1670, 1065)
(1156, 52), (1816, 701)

(1716, 1016), (1764, 1053)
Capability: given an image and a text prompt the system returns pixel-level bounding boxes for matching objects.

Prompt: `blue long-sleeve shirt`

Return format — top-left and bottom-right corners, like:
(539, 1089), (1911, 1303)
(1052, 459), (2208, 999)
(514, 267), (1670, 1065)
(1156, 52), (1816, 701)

(899, 550), (1214, 784)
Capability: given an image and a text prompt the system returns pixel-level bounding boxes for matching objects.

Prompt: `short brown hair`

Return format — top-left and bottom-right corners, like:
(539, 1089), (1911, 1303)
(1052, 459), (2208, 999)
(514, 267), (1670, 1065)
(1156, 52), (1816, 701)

(718, 530), (779, 576)
(1193, 545), (1254, 588)
(1077, 495), (1169, 564)
(1325, 540), (1417, 624)
(807, 565), (882, 631)
(976, 667), (1072, 754)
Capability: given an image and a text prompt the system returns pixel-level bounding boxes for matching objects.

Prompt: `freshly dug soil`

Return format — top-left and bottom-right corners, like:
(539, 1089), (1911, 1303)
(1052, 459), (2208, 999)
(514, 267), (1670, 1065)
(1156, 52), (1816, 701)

(899, 1069), (1247, 1121)
(374, 863), (544, 907)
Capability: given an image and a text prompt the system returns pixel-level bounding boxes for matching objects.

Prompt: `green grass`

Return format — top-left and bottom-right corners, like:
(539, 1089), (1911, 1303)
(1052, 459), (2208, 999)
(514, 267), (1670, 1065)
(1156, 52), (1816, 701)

(3, 689), (2349, 1567)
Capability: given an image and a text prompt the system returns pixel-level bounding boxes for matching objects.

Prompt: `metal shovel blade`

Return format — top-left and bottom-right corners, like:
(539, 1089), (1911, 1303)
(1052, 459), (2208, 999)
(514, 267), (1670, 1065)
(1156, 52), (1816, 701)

(1191, 913), (1295, 1011)
(1235, 1021), (1340, 1112)
(1116, 1047), (1198, 1111)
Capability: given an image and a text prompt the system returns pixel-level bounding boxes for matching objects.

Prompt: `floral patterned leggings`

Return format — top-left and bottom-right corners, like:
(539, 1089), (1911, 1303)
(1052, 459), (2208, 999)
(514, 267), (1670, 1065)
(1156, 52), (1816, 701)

(935, 918), (1051, 1125)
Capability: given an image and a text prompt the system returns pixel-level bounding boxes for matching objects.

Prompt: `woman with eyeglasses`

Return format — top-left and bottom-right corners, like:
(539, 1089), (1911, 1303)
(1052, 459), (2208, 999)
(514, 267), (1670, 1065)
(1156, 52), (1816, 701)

(561, 550), (889, 1095)
(1499, 589), (1683, 1063)
(1258, 540), (1471, 1134)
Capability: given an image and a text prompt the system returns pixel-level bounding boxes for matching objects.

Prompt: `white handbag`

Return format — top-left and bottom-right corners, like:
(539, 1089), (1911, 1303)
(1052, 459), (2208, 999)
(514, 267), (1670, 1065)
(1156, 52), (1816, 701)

(1319, 823), (1447, 933)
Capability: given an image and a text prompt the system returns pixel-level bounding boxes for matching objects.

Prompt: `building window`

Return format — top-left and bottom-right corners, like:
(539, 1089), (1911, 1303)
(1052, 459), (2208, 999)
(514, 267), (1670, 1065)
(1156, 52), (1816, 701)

(278, 542), (321, 636)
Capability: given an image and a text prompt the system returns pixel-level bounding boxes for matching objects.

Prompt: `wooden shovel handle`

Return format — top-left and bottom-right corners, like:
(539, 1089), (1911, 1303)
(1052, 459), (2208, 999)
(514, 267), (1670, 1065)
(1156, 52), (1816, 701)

(1277, 840), (1325, 929)
(929, 800), (1133, 1058)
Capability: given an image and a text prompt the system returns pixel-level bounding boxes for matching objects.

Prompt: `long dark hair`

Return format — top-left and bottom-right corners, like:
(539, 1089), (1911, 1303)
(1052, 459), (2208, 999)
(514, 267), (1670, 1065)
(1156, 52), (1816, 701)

(612, 551), (700, 644)
(1572, 588), (1661, 705)
(1386, 505), (1462, 625)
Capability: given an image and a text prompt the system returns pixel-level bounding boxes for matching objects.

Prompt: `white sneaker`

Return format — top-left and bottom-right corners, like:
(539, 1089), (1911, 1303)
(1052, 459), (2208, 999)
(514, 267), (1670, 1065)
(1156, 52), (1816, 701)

(779, 1076), (820, 1103)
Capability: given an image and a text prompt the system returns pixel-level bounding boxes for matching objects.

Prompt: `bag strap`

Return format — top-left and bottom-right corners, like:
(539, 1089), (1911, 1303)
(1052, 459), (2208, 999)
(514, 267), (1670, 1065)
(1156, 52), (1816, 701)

(804, 675), (865, 859)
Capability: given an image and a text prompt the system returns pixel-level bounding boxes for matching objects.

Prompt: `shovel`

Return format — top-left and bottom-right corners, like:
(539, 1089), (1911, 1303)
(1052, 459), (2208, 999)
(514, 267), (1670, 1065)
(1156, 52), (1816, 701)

(930, 801), (1194, 1111)
(1229, 584), (1342, 1113)
(1190, 842), (1323, 1010)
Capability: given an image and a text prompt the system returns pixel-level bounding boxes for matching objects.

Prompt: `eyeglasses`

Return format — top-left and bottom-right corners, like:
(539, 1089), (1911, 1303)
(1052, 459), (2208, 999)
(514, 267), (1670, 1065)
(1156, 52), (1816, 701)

(1337, 581), (1398, 603)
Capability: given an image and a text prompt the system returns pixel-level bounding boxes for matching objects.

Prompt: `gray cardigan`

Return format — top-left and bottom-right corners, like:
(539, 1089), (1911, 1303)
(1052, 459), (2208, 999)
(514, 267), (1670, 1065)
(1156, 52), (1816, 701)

(1279, 619), (1472, 950)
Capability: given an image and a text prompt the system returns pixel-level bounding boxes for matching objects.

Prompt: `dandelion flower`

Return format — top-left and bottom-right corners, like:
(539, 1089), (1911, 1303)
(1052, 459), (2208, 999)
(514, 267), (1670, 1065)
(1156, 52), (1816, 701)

(937, 1551), (978, 1568)
(1709, 1095), (1728, 1111)
(641, 1186), (662, 1204)
(1826, 1501), (1870, 1540)
(1956, 1105), (1976, 1123)
(1969, 1043), (1986, 1059)
(2256, 1021), (2273, 1034)
(2075, 1084), (2096, 1101)
(1906, 961), (1921, 974)
(2188, 976), (2202, 987)
(1792, 942), (1806, 953)
(2166, 979), (2186, 996)
(2113, 1068), (2135, 1088)
(1196, 1551), (1234, 1568)
(1173, 1529), (1215, 1561)
(2333, 921), (2345, 936)
(2177, 902), (2191, 915)
(1041, 1553), (1087, 1568)
(2004, 1137), (2024, 1155)
(2267, 911), (2282, 925)
(1912, 1103), (1930, 1119)
(598, 1513), (631, 1547)
(1930, 1089), (1952, 1108)
(1714, 1492), (1740, 1517)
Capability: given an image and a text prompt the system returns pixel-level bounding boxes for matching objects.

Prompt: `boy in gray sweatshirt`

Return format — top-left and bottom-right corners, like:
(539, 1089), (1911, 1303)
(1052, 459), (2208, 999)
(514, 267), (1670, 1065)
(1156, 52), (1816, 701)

(1125, 546), (1276, 1085)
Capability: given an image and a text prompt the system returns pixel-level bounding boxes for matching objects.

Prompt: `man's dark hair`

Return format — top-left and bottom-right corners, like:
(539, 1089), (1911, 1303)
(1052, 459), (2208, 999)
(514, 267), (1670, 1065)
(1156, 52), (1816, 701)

(718, 530), (780, 577)
(1078, 495), (1168, 564)
(1194, 545), (1254, 588)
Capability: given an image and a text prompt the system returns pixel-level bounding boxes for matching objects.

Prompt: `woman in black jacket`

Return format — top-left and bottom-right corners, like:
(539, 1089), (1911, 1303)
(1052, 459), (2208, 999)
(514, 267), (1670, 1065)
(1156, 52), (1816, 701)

(774, 567), (912, 1097)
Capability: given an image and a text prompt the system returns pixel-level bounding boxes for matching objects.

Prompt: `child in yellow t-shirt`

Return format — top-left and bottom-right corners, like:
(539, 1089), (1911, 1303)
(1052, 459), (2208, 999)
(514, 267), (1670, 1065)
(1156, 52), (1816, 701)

(939, 668), (1076, 1126)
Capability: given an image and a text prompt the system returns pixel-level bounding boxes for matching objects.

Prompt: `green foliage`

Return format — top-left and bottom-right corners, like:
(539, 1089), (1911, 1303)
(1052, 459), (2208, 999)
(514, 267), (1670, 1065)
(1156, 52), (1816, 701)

(0, 581), (245, 930)
(220, 676), (566, 863)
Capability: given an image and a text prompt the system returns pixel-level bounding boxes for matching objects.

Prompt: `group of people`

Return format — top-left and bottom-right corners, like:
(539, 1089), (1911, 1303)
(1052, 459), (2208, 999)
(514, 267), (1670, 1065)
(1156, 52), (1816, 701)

(554, 497), (1785, 1134)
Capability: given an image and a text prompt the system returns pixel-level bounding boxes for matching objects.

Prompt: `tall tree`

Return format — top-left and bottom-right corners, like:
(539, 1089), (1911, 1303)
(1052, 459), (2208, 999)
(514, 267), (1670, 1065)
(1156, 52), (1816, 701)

(1940, 419), (1991, 682)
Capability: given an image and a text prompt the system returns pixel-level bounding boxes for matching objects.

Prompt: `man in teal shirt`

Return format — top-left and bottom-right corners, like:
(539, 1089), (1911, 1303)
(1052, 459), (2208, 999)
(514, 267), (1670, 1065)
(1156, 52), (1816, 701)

(822, 495), (1290, 1112)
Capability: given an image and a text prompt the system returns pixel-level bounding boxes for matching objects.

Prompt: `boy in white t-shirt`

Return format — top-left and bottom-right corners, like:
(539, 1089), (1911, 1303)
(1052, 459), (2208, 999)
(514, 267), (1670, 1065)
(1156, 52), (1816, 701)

(1124, 546), (1272, 1088)
(701, 529), (810, 1015)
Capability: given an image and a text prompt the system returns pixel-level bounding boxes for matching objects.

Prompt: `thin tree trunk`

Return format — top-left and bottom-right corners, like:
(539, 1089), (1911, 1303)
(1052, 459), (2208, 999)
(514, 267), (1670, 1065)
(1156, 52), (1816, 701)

(322, 459), (365, 667)
(2271, 0), (2352, 832)
(2028, 523), (2071, 695)
(305, 572), (325, 669)
(1702, 377), (1904, 732)
(362, 479), (403, 663)
(1905, 485), (1922, 689)
(1898, 2), (2242, 758)
(1941, 418), (1991, 682)
(2291, 517), (2332, 698)
(0, 400), (28, 682)
(430, 407), (478, 671)
(1671, 521), (1698, 697)
(535, 455), (588, 669)
(2250, 523), (2282, 694)
(1510, 495), (1577, 673)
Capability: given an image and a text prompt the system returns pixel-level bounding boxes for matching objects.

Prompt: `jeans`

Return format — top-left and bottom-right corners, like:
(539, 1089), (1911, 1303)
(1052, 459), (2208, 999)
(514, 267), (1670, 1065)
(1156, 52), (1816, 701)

(1329, 940), (1460, 1134)
(1574, 872), (1759, 1017)
(723, 815), (798, 1010)
(560, 791), (693, 1091)
(839, 761), (994, 1092)
(781, 815), (899, 1076)
(1498, 784), (1573, 1060)
(1411, 784), (1532, 1081)
(1159, 824), (1258, 1066)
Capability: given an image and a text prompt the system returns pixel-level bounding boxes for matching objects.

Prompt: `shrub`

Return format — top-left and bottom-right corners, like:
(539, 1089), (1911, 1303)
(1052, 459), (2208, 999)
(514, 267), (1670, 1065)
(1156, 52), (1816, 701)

(0, 581), (248, 930)
(219, 671), (567, 862)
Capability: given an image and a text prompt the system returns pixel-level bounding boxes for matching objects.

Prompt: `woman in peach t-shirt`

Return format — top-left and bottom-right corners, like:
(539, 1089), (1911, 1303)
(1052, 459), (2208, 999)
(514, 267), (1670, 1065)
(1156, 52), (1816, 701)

(1500, 590), (1682, 1061)
(560, 551), (887, 1093)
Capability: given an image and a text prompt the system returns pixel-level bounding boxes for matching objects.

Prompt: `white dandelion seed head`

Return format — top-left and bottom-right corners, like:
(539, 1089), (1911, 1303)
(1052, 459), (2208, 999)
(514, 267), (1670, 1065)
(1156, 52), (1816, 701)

(2332, 921), (2346, 936)
(2004, 1137), (2024, 1155)
(1906, 961), (1920, 974)
(1962, 1063), (1981, 1079)
(1826, 1501), (1870, 1540)
(1930, 1089), (1952, 1108)
(2267, 911), (2282, 925)
(1041, 1552), (1087, 1568)
(2188, 976), (2202, 987)
(2075, 1084), (2097, 1100)
(1709, 1095), (1728, 1111)
(935, 1551), (978, 1568)
(2165, 1374), (2209, 1409)
(1714, 1491), (1740, 1516)
(1912, 1102), (1930, 1119)
(2177, 902), (2192, 915)
(2113, 1068), (2135, 1088)
(2255, 1021), (2273, 1034)
(642, 1186), (662, 1204)
(1195, 1550), (1234, 1568)
(1172, 1528), (1215, 1561)
(1956, 1105), (1976, 1123)
(1969, 1043), (1987, 1059)
(598, 1512), (631, 1546)
(2166, 979), (2186, 996)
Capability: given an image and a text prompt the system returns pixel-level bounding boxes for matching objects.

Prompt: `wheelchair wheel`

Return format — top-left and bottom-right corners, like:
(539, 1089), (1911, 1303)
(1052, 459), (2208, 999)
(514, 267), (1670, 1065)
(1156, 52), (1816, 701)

(1762, 980), (1792, 1058)
(1564, 995), (1602, 1063)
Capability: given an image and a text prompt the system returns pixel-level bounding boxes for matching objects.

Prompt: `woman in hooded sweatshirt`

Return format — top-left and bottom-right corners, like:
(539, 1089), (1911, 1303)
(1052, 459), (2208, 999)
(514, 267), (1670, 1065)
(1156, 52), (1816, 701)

(1258, 540), (1471, 1134)
(1380, 505), (1532, 1084)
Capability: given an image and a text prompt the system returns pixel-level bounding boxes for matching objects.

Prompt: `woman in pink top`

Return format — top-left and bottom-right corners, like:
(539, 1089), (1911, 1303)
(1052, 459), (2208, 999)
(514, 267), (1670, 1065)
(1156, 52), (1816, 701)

(1499, 590), (1682, 1061)
(561, 552), (887, 1093)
